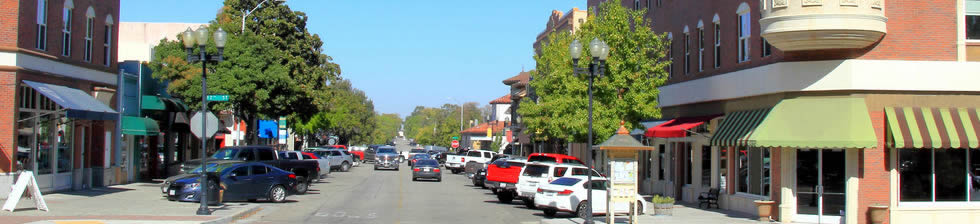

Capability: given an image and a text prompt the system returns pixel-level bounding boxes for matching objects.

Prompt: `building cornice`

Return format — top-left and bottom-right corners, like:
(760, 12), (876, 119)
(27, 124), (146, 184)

(0, 48), (117, 85)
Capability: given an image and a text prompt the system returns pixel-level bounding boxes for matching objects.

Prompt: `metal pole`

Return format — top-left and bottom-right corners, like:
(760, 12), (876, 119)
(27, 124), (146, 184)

(585, 58), (597, 224)
(196, 46), (211, 215)
(241, 0), (271, 33)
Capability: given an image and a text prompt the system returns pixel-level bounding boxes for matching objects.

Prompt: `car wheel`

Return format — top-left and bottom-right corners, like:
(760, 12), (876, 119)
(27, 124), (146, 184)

(480, 182), (487, 189)
(497, 191), (514, 204)
(637, 200), (644, 214)
(247, 199), (258, 202)
(451, 169), (460, 174)
(295, 176), (309, 195)
(412, 177), (417, 181)
(437, 178), (442, 182)
(491, 188), (498, 194)
(576, 201), (590, 219)
(341, 162), (351, 172)
(374, 166), (378, 170)
(523, 198), (537, 209)
(543, 208), (558, 217)
(269, 185), (287, 203)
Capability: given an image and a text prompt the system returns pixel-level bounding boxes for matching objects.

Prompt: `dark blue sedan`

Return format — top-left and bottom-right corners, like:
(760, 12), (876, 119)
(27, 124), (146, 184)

(166, 162), (298, 203)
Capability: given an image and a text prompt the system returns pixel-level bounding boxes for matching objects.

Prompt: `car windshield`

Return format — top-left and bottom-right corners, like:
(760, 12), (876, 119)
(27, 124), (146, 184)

(410, 149), (424, 153)
(377, 148), (396, 154)
(527, 155), (557, 163)
(412, 154), (429, 159)
(416, 160), (439, 167)
(551, 177), (582, 186)
(571, 168), (602, 177)
(523, 165), (549, 177)
(190, 163), (233, 173)
(211, 148), (241, 160)
(506, 162), (526, 168)
(562, 158), (585, 165)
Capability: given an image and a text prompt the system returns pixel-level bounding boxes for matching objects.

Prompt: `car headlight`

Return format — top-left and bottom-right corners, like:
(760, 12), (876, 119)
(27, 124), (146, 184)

(184, 183), (200, 190)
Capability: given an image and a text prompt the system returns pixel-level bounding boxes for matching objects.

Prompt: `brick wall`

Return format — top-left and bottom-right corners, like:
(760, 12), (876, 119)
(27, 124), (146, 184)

(0, 0), (18, 48)
(15, 0), (120, 70)
(587, 0), (958, 86)
(0, 71), (15, 173)
(858, 111), (891, 224)
(771, 148), (782, 221)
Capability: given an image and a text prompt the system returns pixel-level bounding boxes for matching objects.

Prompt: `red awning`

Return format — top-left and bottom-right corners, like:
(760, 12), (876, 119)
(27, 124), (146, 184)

(645, 115), (719, 138)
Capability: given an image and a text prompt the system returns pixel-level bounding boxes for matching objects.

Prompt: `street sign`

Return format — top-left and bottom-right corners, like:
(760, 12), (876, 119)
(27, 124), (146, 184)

(451, 140), (460, 148)
(190, 111), (220, 138)
(206, 94), (229, 102)
(278, 116), (287, 129)
(452, 136), (459, 140)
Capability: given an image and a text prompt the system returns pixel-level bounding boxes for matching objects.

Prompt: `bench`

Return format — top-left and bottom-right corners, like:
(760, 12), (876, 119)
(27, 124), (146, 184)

(698, 188), (720, 209)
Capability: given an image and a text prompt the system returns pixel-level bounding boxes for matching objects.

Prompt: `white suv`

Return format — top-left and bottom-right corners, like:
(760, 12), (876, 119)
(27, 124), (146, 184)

(515, 163), (602, 209)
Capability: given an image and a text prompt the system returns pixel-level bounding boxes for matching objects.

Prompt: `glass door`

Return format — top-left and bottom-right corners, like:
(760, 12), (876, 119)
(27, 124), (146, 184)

(796, 149), (846, 224)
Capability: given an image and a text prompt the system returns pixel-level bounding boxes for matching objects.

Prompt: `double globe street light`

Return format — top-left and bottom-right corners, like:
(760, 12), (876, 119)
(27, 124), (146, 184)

(569, 37), (610, 223)
(181, 25), (227, 215)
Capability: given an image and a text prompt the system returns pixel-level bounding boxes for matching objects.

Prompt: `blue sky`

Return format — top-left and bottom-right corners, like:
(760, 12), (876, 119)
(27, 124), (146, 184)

(121, 1), (588, 118)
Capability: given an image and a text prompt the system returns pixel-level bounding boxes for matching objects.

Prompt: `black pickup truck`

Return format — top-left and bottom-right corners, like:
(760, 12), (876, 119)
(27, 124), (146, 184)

(172, 145), (320, 194)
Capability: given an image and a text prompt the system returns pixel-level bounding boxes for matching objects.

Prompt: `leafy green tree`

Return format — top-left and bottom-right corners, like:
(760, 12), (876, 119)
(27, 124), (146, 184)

(489, 130), (504, 152)
(519, 0), (668, 144)
(370, 113), (403, 145)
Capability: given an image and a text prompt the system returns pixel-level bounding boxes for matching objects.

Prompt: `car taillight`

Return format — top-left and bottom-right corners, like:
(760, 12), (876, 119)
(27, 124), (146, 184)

(558, 189), (574, 195)
(413, 159), (417, 163)
(434, 168), (440, 172)
(288, 174), (296, 179)
(461, 157), (465, 162)
(537, 188), (544, 193)
(413, 168), (420, 172)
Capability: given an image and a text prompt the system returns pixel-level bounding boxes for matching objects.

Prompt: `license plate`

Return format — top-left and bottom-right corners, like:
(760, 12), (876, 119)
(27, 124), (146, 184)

(424, 168), (430, 172)
(500, 183), (506, 187)
(546, 192), (555, 196)
(169, 189), (176, 196)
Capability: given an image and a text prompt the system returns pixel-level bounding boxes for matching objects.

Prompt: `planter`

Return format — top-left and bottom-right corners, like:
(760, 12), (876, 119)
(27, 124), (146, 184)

(868, 205), (889, 224)
(653, 203), (674, 216)
(754, 200), (776, 222)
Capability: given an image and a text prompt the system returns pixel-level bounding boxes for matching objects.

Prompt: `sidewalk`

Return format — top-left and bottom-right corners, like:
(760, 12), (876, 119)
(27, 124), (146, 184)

(0, 183), (261, 224)
(541, 203), (764, 224)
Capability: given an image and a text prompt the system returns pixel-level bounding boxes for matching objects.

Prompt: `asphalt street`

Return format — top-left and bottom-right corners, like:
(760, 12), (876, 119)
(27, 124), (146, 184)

(240, 162), (555, 224)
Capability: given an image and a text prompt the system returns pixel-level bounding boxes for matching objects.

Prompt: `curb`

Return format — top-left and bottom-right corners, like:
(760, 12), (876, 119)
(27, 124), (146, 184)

(202, 204), (263, 224)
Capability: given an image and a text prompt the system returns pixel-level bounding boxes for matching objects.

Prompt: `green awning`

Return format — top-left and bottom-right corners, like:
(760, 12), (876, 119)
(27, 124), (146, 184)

(122, 116), (160, 136)
(747, 97), (877, 148)
(710, 108), (771, 146)
(142, 95), (189, 112)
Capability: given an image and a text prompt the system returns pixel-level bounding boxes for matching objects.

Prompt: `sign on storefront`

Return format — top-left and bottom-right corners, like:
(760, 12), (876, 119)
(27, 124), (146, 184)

(2, 171), (48, 212)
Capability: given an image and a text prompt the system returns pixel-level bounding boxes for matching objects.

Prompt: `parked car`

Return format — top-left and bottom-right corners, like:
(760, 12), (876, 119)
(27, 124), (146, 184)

(514, 163), (605, 208)
(165, 161), (298, 204)
(445, 149), (496, 174)
(473, 167), (487, 188)
(534, 177), (648, 218)
(174, 146), (319, 195)
(487, 157), (527, 202)
(411, 159), (442, 182)
(374, 146), (400, 170)
(362, 145), (380, 163)
(527, 153), (585, 165)
(309, 148), (354, 172)
(278, 151), (330, 181)
(408, 148), (426, 161)
(408, 153), (430, 166)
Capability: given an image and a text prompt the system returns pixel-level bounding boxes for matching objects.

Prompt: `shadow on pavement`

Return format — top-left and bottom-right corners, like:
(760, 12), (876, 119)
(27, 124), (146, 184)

(59, 186), (135, 197)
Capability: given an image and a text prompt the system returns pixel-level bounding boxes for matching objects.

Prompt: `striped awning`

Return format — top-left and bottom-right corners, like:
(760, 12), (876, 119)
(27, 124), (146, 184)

(709, 108), (771, 146)
(886, 107), (980, 149)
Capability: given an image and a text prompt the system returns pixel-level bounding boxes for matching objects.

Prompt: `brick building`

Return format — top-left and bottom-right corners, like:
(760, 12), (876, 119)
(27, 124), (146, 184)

(586, 0), (980, 223)
(0, 0), (121, 198)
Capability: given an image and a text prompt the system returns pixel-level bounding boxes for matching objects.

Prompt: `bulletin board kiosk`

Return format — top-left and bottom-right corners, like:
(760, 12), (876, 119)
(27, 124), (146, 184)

(593, 123), (652, 224)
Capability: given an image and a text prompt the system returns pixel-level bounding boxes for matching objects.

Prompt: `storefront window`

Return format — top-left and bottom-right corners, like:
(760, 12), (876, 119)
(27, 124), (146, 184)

(57, 117), (72, 173)
(900, 148), (976, 202)
(17, 112), (34, 172)
(701, 146), (711, 187)
(718, 147), (727, 190)
(686, 143), (693, 185)
(36, 114), (54, 175)
(738, 147), (770, 196)
(658, 145), (665, 180)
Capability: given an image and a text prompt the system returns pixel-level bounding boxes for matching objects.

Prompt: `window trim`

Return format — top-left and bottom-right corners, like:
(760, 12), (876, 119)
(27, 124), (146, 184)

(683, 26), (690, 75)
(737, 3), (752, 63)
(36, 0), (48, 51)
(61, 3), (72, 57)
(83, 7), (94, 62)
(667, 32), (673, 79)
(697, 21), (705, 73)
(897, 147), (978, 205)
(103, 15), (113, 67)
(736, 146), (770, 197)
(713, 14), (721, 69)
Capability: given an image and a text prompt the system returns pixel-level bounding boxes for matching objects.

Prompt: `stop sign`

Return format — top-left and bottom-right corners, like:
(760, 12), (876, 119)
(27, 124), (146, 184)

(451, 140), (460, 148)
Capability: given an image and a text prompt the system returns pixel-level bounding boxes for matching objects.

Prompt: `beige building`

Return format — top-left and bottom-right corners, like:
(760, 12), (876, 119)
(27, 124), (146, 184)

(533, 8), (587, 55)
(118, 22), (205, 63)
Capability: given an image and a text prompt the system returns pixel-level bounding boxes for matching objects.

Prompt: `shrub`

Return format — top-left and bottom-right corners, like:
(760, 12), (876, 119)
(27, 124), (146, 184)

(652, 195), (675, 204)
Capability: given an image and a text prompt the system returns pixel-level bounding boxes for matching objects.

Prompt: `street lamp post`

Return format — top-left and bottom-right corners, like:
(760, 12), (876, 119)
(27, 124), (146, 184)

(570, 37), (610, 223)
(241, 0), (286, 33)
(182, 26), (227, 216)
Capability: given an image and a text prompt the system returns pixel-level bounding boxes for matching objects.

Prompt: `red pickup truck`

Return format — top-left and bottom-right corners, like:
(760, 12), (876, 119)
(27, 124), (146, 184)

(488, 153), (584, 203)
